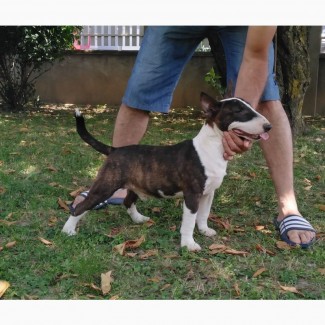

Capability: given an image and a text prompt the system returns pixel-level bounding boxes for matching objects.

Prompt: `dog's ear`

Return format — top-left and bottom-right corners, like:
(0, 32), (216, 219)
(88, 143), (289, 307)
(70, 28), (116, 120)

(200, 92), (221, 118)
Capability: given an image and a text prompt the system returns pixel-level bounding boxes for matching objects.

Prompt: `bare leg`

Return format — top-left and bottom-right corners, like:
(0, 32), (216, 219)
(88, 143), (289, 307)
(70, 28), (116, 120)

(257, 100), (315, 245)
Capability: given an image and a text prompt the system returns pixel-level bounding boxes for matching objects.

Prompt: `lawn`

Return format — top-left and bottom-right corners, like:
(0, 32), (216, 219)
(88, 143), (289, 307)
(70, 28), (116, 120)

(0, 104), (324, 300)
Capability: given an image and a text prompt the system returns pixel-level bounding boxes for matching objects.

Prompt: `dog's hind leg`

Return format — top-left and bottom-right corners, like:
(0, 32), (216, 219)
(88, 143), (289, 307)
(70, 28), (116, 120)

(62, 211), (88, 236)
(180, 193), (201, 251)
(196, 192), (217, 237)
(124, 190), (150, 223)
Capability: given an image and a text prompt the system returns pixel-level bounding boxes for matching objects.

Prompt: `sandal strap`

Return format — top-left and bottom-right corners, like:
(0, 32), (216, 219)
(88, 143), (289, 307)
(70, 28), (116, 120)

(279, 215), (316, 236)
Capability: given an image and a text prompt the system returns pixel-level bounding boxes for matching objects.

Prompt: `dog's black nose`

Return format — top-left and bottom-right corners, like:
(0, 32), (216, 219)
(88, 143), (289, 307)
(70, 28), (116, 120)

(263, 123), (272, 132)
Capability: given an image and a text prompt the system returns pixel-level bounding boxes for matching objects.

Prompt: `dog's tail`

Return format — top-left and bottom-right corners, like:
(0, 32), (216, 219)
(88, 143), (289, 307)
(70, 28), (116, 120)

(74, 109), (112, 155)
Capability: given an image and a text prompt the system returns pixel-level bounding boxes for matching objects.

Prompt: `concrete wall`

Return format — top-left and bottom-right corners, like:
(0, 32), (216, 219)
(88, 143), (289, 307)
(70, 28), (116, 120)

(35, 51), (216, 109)
(35, 50), (325, 115)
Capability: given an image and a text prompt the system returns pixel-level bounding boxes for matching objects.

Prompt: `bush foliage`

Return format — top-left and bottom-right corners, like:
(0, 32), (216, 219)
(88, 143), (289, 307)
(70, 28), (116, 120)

(0, 26), (81, 110)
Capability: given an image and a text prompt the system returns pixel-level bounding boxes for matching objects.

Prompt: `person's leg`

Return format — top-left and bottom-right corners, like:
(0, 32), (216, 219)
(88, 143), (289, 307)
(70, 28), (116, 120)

(217, 26), (315, 246)
(257, 101), (315, 245)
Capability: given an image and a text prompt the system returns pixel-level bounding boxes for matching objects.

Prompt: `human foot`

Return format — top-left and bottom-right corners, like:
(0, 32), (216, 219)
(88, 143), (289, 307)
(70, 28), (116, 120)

(275, 214), (316, 248)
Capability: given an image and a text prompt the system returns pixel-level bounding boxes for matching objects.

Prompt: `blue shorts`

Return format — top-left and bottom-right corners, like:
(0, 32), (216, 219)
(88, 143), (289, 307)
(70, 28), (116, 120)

(122, 26), (280, 113)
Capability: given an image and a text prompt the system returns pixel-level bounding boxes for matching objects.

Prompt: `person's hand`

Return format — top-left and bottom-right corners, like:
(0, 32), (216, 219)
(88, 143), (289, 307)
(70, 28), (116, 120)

(222, 130), (252, 161)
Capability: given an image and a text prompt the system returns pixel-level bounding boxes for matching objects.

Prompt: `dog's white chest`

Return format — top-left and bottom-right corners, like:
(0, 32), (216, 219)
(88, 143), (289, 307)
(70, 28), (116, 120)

(193, 124), (228, 195)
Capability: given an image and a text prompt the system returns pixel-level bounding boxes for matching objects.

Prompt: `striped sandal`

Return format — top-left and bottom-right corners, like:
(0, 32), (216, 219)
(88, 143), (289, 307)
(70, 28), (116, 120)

(69, 190), (124, 215)
(274, 214), (316, 249)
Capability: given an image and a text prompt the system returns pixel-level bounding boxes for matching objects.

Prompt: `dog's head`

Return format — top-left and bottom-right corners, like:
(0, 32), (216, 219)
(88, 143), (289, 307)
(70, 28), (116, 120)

(200, 92), (272, 141)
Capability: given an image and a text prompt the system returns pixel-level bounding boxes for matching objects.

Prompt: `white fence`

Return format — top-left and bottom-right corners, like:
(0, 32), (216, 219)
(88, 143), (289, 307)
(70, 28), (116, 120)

(75, 26), (144, 51)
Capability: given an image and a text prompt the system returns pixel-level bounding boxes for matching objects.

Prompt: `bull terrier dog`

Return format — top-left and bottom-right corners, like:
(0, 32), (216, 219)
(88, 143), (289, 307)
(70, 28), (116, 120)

(62, 93), (272, 251)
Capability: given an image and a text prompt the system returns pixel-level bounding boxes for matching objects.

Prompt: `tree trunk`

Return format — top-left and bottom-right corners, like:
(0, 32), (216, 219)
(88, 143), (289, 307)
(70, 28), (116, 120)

(208, 26), (311, 135)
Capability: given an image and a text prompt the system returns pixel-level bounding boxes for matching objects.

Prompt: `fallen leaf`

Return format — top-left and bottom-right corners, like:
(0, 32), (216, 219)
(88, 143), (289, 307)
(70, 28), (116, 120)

(303, 178), (312, 186)
(255, 225), (265, 231)
(145, 219), (155, 228)
(113, 242), (126, 256)
(224, 248), (249, 256)
(139, 249), (158, 260)
(0, 187), (6, 195)
(0, 281), (10, 298)
(233, 283), (240, 297)
(109, 295), (120, 300)
(209, 243), (227, 251)
(161, 284), (171, 291)
(317, 268), (325, 275)
(233, 227), (245, 233)
(47, 165), (58, 172)
(304, 185), (312, 191)
(0, 247), (3, 252)
(152, 207), (161, 213)
(69, 187), (86, 198)
(106, 227), (123, 238)
(0, 219), (17, 226)
(208, 215), (231, 230)
(125, 252), (137, 258)
(279, 285), (303, 296)
(38, 237), (54, 246)
(19, 127), (29, 132)
(101, 271), (112, 295)
(169, 225), (177, 232)
(316, 204), (325, 212)
(48, 216), (58, 226)
(125, 235), (145, 249)
(256, 244), (276, 256)
(276, 241), (295, 250)
(57, 198), (70, 211)
(252, 267), (267, 278)
(5, 241), (17, 248)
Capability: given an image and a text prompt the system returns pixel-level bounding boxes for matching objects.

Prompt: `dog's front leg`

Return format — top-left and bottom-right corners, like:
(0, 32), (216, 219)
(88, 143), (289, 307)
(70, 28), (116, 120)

(180, 197), (201, 251)
(62, 212), (88, 235)
(196, 192), (217, 237)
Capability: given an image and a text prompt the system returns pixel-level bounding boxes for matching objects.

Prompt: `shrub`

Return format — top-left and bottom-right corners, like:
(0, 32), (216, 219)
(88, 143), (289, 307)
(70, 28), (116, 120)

(0, 26), (81, 110)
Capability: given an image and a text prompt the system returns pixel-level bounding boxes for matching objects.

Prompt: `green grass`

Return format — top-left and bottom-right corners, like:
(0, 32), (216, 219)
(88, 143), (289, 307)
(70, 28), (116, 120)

(0, 105), (324, 300)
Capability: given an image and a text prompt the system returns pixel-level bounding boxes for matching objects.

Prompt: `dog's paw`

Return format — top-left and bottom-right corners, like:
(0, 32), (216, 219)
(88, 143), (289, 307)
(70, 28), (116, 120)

(181, 240), (202, 252)
(133, 215), (150, 224)
(62, 227), (77, 236)
(199, 227), (217, 237)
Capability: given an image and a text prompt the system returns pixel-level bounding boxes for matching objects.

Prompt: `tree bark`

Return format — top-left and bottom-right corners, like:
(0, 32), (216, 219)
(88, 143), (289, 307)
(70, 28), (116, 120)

(208, 26), (311, 135)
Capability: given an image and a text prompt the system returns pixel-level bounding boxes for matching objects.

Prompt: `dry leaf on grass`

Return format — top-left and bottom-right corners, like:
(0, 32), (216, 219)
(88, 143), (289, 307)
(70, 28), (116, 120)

(38, 237), (54, 246)
(317, 268), (325, 275)
(69, 187), (87, 198)
(209, 244), (249, 256)
(101, 271), (113, 295)
(113, 236), (145, 256)
(0, 187), (6, 195)
(139, 249), (158, 260)
(145, 219), (155, 228)
(0, 281), (10, 298)
(5, 241), (17, 249)
(252, 267), (267, 278)
(47, 165), (58, 172)
(256, 244), (276, 256)
(279, 285), (303, 296)
(233, 283), (240, 297)
(276, 241), (296, 250)
(57, 198), (70, 211)
(0, 219), (17, 226)
(316, 204), (325, 212)
(208, 214), (231, 230)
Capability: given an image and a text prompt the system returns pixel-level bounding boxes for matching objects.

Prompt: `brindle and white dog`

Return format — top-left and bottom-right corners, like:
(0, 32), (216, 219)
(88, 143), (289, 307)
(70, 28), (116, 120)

(62, 93), (271, 251)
